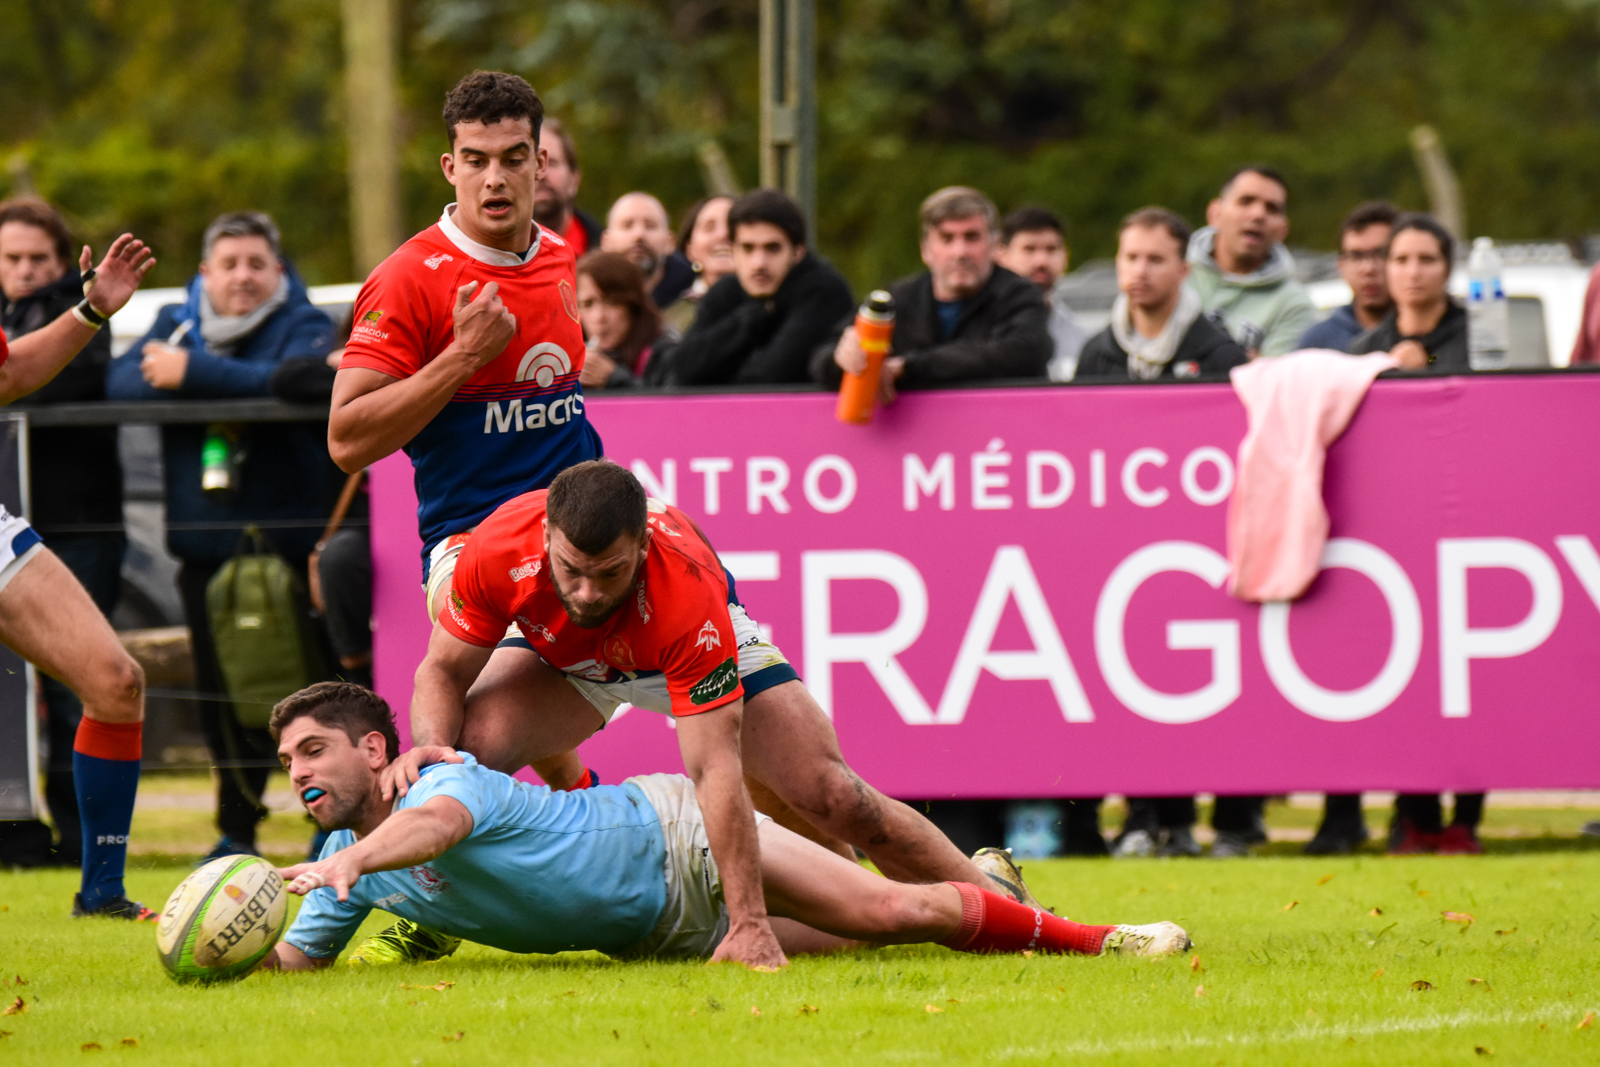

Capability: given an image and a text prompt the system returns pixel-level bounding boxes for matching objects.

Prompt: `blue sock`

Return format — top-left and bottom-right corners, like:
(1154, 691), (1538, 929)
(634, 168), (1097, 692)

(73, 718), (141, 910)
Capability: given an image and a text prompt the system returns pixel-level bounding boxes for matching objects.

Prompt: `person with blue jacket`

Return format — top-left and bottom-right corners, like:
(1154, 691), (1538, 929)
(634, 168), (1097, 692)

(107, 210), (337, 860)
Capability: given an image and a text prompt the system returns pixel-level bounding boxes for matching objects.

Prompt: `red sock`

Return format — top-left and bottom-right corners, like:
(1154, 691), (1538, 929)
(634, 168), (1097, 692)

(558, 767), (597, 791)
(941, 883), (1116, 956)
(74, 717), (142, 760)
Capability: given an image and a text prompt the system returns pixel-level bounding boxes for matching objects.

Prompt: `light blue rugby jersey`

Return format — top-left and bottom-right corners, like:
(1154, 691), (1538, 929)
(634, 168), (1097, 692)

(284, 757), (668, 958)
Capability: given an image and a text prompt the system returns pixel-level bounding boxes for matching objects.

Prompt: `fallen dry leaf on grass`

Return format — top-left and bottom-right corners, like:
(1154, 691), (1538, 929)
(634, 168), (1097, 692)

(1494, 928), (1517, 936)
(1371, 968), (1386, 980)
(1317, 874), (1334, 885)
(750, 1006), (761, 1017)
(1190, 955), (1202, 973)
(1368, 907), (1384, 916)
(1475, 1045), (1493, 1056)
(1578, 1011), (1594, 1030)
(399, 981), (454, 992)
(1282, 900), (1300, 911)
(3, 996), (24, 1016)
(924, 1005), (942, 1014)
(443, 1031), (464, 1043)
(1194, 985), (1206, 997)
(81, 1043), (102, 1052)
(1442, 911), (1475, 925)
(1410, 980), (1434, 992)
(0, 1031), (12, 1039)
(120, 1038), (138, 1048)
(1469, 977), (1492, 990)
(799, 1004), (818, 1015)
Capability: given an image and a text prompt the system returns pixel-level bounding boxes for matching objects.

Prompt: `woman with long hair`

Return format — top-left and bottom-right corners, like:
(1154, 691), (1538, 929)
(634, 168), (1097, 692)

(576, 251), (670, 390)
(663, 195), (735, 335)
(1348, 213), (1467, 371)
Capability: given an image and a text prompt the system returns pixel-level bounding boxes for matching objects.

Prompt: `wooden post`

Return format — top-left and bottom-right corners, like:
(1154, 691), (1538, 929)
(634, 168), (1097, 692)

(342, 0), (403, 277)
(759, 0), (816, 230)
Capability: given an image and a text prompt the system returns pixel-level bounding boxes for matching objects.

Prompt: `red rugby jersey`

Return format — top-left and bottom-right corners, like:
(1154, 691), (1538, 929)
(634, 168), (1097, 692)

(442, 492), (743, 716)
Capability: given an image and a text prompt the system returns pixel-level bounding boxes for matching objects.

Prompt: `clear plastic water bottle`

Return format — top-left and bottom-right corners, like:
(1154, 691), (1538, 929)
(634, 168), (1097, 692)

(1466, 237), (1510, 370)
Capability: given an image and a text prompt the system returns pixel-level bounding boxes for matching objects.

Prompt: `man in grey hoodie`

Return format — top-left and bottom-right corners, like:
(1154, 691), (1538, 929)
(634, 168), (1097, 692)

(1186, 166), (1317, 358)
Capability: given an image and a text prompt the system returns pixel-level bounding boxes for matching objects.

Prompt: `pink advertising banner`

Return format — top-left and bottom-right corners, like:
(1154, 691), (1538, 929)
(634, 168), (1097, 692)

(372, 374), (1600, 798)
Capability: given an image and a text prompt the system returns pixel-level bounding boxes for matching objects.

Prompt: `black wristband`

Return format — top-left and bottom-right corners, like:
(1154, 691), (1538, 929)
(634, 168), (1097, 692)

(72, 298), (110, 329)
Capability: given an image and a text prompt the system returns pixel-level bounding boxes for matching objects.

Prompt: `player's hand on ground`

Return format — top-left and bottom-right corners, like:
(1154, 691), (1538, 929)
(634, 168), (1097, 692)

(81, 234), (156, 317)
(278, 853), (363, 902)
(709, 918), (789, 971)
(832, 326), (867, 376)
(452, 280), (517, 368)
(379, 745), (465, 801)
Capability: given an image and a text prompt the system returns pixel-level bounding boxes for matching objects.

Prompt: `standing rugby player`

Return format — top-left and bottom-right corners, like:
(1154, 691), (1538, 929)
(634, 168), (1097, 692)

(0, 233), (155, 917)
(327, 71), (602, 961)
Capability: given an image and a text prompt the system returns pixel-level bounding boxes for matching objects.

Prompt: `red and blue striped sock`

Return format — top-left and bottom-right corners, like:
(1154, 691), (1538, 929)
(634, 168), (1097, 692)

(72, 718), (141, 910)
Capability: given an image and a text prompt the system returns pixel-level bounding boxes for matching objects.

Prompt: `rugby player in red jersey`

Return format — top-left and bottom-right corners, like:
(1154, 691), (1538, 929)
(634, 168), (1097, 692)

(0, 232), (157, 918)
(326, 70), (603, 961)
(394, 461), (1048, 970)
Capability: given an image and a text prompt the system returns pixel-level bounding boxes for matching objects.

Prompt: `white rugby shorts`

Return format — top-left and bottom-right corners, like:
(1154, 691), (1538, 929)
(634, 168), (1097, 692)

(612, 773), (768, 959)
(0, 504), (43, 595)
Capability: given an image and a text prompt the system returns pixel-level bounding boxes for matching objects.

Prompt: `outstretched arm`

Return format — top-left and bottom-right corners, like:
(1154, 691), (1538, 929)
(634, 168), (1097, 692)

(276, 796), (474, 903)
(0, 235), (154, 405)
(675, 699), (788, 971)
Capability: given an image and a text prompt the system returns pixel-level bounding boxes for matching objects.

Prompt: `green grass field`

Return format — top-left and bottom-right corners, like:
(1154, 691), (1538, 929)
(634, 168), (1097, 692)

(2, 783), (1599, 1065)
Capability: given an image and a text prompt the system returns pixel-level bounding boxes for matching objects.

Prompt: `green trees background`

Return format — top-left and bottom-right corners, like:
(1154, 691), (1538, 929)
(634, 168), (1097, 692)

(7, 0), (1600, 290)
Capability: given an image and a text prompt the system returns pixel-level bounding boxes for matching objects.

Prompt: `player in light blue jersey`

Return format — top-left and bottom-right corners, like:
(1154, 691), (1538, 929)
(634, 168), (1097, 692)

(258, 683), (1190, 970)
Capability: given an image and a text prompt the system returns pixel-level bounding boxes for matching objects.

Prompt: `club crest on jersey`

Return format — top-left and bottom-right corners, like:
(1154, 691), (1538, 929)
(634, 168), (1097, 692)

(509, 557), (542, 582)
(409, 865), (450, 896)
(605, 635), (635, 671)
(695, 620), (722, 653)
(559, 279), (579, 323)
(424, 252), (454, 270)
(515, 342), (573, 388)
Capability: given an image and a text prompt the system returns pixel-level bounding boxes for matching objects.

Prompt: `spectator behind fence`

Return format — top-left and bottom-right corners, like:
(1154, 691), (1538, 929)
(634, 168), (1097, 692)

(271, 310), (371, 694)
(532, 117), (602, 257)
(1078, 208), (1247, 381)
(813, 186), (1051, 398)
(663, 195), (736, 335)
(0, 198), (126, 868)
(106, 210), (337, 861)
(1298, 201), (1399, 353)
(1347, 213), (1467, 372)
(601, 192), (695, 314)
(665, 189), (853, 386)
(996, 205), (1089, 381)
(1187, 165), (1317, 358)
(574, 251), (672, 389)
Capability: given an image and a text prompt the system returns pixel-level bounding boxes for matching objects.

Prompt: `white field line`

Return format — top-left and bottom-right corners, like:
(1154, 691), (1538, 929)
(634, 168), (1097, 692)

(993, 1003), (1593, 1058)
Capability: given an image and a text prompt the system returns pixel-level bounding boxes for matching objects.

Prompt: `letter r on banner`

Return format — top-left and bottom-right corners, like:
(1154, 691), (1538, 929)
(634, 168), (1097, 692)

(1438, 538), (1563, 717)
(801, 551), (932, 722)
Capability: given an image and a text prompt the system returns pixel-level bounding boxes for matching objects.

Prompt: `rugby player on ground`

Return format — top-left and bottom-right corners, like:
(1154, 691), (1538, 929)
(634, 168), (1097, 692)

(0, 233), (156, 918)
(394, 460), (1053, 971)
(260, 683), (1190, 969)
(326, 71), (604, 960)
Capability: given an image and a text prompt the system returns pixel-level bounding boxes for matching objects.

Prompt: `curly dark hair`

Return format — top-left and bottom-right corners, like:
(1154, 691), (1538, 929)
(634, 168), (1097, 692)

(443, 70), (545, 146)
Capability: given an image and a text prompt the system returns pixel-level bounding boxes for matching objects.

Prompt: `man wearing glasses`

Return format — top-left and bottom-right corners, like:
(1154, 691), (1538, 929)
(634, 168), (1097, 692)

(1298, 201), (1400, 352)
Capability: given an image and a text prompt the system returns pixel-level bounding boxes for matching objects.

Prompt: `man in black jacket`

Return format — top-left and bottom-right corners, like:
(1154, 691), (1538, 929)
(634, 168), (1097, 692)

(813, 186), (1051, 397)
(0, 198), (126, 869)
(1078, 207), (1247, 382)
(668, 189), (854, 385)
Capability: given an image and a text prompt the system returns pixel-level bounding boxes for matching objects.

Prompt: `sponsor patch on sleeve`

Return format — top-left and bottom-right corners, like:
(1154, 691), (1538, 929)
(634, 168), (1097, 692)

(688, 657), (739, 706)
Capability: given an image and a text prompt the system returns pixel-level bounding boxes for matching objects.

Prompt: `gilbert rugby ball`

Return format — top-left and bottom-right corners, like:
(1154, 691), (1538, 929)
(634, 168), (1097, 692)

(156, 855), (287, 983)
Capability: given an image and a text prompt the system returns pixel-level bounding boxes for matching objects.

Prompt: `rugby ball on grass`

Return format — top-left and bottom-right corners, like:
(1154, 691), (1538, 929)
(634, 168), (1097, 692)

(156, 855), (287, 983)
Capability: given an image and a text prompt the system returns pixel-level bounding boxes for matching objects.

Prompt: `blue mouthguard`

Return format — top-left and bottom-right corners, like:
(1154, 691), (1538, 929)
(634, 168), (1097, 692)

(303, 788), (326, 802)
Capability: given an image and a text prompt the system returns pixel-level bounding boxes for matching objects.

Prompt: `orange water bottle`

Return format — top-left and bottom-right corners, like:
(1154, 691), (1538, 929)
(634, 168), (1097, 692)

(836, 290), (895, 424)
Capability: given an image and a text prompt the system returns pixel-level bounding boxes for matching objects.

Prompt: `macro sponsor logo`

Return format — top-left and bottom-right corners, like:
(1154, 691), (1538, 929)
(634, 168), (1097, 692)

(689, 657), (739, 706)
(482, 393), (584, 434)
(509, 557), (542, 582)
(424, 252), (453, 270)
(515, 342), (573, 388)
(694, 620), (722, 653)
